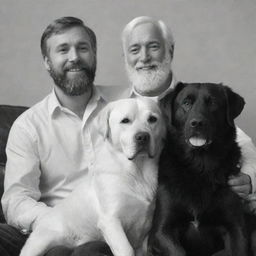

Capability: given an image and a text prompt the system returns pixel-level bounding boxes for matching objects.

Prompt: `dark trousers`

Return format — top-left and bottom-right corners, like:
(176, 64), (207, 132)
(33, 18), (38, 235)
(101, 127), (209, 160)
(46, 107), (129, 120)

(0, 223), (112, 256)
(0, 223), (28, 256)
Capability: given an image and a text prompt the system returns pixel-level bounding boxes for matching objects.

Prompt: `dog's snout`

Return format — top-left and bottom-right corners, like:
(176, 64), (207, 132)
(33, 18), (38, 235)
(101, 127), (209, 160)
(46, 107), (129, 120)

(135, 132), (150, 144)
(190, 118), (203, 128)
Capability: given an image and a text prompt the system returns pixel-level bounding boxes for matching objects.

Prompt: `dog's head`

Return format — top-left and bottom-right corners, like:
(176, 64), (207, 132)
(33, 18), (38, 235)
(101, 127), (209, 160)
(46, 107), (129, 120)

(160, 82), (245, 149)
(96, 98), (166, 160)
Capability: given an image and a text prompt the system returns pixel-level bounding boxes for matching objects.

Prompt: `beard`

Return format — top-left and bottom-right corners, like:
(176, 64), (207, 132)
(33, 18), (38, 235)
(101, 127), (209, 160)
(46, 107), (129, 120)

(125, 53), (172, 96)
(48, 59), (96, 96)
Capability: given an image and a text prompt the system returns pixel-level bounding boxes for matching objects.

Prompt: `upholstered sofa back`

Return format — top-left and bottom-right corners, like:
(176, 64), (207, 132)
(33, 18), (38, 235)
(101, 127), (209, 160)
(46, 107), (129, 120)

(0, 105), (28, 222)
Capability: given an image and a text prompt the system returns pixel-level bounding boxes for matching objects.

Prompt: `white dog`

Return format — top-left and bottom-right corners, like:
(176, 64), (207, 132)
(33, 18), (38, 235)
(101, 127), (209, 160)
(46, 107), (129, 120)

(20, 98), (166, 256)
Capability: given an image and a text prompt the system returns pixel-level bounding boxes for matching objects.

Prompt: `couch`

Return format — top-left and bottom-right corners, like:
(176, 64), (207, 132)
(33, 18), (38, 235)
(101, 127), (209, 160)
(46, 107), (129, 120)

(0, 105), (28, 222)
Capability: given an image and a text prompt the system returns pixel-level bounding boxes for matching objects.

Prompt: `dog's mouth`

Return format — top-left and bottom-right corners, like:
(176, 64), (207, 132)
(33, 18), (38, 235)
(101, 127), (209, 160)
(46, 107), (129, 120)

(187, 136), (212, 148)
(128, 147), (153, 161)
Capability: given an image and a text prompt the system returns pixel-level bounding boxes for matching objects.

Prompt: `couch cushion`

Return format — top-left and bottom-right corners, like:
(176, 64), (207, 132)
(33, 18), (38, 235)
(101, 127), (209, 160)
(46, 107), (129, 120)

(0, 105), (28, 165)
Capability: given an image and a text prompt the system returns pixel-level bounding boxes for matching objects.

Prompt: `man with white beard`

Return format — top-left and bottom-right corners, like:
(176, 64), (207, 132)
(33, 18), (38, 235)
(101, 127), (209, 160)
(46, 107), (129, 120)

(121, 16), (256, 202)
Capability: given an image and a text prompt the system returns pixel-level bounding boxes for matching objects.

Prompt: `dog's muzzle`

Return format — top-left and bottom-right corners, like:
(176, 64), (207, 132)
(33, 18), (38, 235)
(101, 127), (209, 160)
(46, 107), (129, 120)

(186, 118), (212, 148)
(127, 132), (152, 160)
(135, 132), (150, 146)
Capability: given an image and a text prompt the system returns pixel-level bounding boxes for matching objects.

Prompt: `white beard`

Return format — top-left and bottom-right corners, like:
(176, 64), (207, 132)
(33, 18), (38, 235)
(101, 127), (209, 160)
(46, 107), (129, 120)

(125, 53), (172, 96)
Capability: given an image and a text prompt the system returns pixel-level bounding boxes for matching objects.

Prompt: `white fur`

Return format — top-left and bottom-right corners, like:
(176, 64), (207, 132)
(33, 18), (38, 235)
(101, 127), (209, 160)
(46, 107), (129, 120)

(20, 98), (166, 256)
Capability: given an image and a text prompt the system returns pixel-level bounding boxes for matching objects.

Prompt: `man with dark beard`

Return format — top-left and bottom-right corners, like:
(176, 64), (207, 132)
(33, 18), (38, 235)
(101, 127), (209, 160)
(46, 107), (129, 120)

(121, 16), (256, 204)
(0, 17), (112, 256)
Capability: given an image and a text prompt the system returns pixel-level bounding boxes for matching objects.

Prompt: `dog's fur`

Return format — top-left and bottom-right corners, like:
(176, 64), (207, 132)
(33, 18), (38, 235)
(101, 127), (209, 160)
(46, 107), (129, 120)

(20, 98), (166, 256)
(148, 82), (248, 256)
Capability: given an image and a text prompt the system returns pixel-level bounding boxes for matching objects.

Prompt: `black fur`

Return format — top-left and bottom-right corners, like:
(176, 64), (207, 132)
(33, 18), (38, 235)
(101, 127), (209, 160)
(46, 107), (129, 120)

(149, 82), (248, 256)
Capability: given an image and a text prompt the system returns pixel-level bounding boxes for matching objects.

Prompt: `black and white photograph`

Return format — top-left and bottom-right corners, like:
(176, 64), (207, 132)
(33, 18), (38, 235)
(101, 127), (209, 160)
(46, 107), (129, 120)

(0, 1), (256, 255)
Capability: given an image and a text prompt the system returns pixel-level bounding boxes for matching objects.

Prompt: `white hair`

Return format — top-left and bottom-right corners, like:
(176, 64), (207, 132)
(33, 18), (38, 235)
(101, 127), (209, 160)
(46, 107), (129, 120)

(122, 16), (175, 58)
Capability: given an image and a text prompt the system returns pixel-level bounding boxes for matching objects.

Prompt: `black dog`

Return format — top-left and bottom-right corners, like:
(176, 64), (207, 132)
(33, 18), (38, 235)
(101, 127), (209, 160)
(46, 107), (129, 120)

(149, 82), (248, 256)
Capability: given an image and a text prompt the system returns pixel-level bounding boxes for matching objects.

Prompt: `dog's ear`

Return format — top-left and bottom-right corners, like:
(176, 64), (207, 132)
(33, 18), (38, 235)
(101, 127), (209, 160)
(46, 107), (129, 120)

(223, 85), (245, 127)
(96, 104), (112, 140)
(160, 82), (186, 126)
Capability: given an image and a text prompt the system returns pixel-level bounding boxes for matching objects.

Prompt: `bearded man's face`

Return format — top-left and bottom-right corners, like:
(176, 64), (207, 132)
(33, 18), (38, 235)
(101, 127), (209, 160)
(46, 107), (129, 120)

(44, 26), (96, 96)
(124, 22), (172, 96)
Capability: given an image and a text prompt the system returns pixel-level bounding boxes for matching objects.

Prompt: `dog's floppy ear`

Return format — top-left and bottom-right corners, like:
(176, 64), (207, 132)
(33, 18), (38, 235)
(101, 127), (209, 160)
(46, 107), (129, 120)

(96, 103), (112, 140)
(223, 85), (245, 127)
(160, 82), (186, 126)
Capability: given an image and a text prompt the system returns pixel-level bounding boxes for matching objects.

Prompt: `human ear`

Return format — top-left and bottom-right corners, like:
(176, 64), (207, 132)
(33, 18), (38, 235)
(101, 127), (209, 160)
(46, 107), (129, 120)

(43, 56), (51, 71)
(169, 45), (174, 60)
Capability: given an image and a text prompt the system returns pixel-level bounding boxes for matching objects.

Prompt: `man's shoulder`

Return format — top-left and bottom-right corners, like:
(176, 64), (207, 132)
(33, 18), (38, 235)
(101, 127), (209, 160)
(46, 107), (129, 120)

(96, 85), (131, 102)
(13, 94), (51, 128)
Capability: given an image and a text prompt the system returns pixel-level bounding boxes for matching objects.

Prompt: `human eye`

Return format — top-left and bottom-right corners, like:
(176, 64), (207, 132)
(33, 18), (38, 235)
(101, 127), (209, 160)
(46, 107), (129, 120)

(149, 43), (160, 51)
(57, 45), (68, 54)
(129, 46), (139, 54)
(78, 44), (90, 52)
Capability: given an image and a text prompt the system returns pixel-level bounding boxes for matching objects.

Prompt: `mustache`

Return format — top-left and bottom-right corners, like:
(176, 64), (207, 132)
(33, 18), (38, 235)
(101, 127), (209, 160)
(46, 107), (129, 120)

(64, 61), (93, 72)
(135, 62), (160, 70)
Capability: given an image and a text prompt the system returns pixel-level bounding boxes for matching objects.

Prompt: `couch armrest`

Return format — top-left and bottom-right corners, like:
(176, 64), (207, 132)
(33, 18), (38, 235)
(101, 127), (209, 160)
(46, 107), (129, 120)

(0, 164), (5, 223)
(0, 105), (28, 165)
(0, 105), (28, 223)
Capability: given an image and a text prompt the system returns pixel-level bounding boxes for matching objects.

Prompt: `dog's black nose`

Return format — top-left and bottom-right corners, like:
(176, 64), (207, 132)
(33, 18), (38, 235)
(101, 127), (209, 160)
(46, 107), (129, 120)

(190, 118), (203, 128)
(135, 132), (150, 144)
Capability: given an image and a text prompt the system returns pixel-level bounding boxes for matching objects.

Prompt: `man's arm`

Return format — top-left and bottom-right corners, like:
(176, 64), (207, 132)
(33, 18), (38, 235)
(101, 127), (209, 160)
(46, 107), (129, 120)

(228, 127), (256, 198)
(1, 121), (51, 232)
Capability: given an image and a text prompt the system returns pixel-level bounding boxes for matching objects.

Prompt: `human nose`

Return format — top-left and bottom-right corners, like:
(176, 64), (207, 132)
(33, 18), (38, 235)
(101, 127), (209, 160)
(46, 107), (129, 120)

(139, 47), (151, 63)
(68, 47), (79, 62)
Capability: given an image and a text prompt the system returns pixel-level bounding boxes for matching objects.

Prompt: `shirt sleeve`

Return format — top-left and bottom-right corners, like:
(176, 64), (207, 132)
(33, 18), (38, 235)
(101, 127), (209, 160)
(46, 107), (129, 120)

(236, 126), (256, 194)
(1, 120), (51, 231)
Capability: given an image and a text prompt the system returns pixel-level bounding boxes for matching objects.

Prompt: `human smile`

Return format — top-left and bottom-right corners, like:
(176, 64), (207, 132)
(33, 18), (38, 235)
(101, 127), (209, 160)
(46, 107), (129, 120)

(136, 65), (156, 71)
(67, 68), (84, 72)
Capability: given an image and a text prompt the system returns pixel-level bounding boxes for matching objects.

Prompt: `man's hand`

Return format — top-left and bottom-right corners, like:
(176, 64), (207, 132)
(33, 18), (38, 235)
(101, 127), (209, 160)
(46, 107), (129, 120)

(228, 173), (252, 198)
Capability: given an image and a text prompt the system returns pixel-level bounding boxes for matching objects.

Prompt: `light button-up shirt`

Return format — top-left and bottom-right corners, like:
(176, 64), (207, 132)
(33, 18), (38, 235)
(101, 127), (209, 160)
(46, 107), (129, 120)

(2, 86), (106, 231)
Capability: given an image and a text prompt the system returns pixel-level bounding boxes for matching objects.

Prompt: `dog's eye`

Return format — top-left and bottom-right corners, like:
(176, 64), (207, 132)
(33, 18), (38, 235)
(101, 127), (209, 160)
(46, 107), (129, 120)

(148, 115), (158, 123)
(120, 118), (130, 124)
(183, 99), (192, 106)
(206, 97), (216, 107)
(182, 98), (193, 107)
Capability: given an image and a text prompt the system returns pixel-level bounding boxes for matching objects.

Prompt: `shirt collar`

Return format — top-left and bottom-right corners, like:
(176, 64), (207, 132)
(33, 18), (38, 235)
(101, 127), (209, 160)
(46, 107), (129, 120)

(48, 89), (61, 115)
(93, 85), (108, 103)
(129, 74), (177, 101)
(48, 85), (107, 116)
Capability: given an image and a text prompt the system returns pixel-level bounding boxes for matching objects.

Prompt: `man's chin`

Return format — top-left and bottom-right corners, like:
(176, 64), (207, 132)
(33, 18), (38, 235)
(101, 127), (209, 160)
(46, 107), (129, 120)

(133, 82), (164, 97)
(61, 83), (92, 96)
(49, 66), (95, 96)
(53, 74), (94, 96)
(128, 68), (171, 97)
(134, 88), (157, 97)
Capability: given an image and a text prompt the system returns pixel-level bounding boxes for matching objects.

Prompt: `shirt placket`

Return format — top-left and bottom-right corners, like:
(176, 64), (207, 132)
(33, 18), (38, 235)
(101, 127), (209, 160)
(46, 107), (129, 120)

(81, 98), (103, 169)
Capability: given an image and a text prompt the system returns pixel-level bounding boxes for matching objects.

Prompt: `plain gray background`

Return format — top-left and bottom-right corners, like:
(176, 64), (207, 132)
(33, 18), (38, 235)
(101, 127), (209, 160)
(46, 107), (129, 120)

(0, 0), (255, 142)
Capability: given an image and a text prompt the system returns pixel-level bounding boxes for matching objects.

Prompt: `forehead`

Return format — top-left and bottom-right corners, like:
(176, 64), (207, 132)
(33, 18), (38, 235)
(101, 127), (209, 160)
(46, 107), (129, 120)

(110, 99), (159, 120)
(177, 84), (224, 100)
(126, 22), (164, 47)
(46, 26), (92, 49)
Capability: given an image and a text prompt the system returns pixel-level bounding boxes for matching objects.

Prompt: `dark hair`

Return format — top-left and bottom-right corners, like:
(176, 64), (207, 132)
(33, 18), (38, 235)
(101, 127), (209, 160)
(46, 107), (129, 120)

(40, 16), (97, 58)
